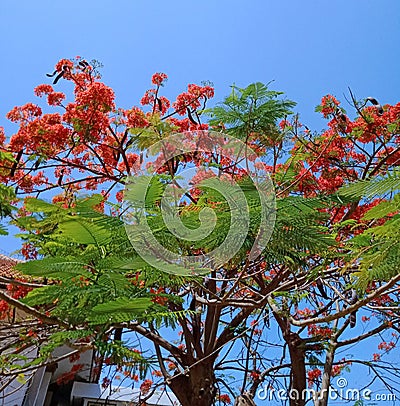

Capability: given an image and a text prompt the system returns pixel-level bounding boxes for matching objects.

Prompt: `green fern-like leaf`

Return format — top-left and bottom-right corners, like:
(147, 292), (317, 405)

(339, 170), (400, 198)
(89, 297), (152, 324)
(16, 257), (91, 279)
(57, 218), (113, 246)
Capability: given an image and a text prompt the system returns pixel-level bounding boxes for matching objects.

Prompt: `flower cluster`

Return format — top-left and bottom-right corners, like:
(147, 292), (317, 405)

(307, 368), (321, 387)
(139, 379), (153, 395)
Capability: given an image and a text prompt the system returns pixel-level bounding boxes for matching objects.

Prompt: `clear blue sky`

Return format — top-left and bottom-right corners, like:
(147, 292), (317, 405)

(1, 0), (399, 130)
(1, 1), (399, 402)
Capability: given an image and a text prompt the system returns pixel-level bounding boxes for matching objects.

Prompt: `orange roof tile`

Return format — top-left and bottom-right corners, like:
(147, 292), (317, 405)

(0, 254), (23, 279)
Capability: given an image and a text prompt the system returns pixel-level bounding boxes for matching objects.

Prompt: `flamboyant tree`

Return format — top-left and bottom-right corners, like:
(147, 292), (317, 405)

(0, 59), (400, 406)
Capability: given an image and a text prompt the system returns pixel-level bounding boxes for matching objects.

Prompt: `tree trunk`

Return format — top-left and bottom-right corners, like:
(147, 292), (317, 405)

(234, 392), (257, 406)
(272, 310), (307, 406)
(314, 344), (336, 406)
(168, 361), (217, 406)
(286, 331), (307, 406)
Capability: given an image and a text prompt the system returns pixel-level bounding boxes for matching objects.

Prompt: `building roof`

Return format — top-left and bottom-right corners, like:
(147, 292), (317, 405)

(71, 382), (180, 405)
(0, 254), (23, 280)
